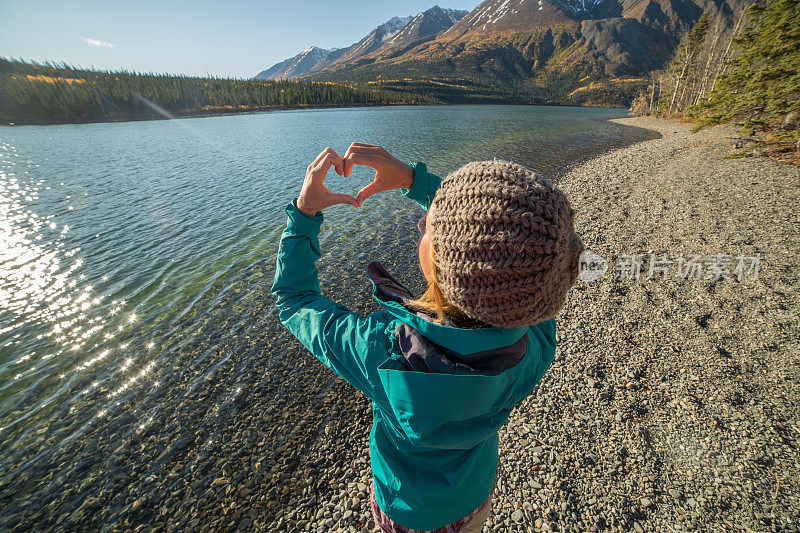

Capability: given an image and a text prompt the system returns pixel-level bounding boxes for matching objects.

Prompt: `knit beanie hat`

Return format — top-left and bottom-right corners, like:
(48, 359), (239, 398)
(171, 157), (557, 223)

(429, 159), (583, 329)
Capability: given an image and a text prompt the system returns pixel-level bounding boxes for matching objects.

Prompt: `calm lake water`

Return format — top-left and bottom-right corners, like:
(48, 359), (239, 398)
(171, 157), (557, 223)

(0, 105), (657, 528)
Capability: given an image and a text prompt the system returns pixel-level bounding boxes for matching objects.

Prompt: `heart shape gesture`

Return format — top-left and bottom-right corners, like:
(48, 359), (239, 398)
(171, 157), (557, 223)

(296, 144), (415, 215)
(343, 142), (414, 207)
(296, 147), (358, 215)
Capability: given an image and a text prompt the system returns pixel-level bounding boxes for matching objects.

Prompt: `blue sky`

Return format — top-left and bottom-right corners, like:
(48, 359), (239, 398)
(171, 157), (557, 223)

(0, 0), (483, 78)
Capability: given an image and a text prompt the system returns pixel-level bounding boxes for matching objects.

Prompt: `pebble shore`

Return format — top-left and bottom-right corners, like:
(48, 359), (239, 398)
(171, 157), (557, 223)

(289, 117), (800, 533)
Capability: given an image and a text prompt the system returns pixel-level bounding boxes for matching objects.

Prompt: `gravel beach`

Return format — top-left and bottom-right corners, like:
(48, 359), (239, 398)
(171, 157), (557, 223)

(288, 117), (800, 533)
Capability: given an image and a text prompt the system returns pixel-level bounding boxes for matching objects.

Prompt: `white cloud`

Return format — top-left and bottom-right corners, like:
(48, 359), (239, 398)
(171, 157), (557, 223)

(82, 37), (115, 49)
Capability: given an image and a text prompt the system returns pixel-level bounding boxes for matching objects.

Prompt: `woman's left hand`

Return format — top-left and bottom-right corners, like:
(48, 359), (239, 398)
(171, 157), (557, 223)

(297, 147), (358, 216)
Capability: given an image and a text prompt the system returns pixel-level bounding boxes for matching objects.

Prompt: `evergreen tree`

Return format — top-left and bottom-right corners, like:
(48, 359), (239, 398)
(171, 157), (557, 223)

(0, 59), (432, 124)
(694, 0), (800, 139)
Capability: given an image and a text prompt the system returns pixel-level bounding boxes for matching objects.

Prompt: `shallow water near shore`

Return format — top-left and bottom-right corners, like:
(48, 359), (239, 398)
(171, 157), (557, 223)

(0, 105), (658, 528)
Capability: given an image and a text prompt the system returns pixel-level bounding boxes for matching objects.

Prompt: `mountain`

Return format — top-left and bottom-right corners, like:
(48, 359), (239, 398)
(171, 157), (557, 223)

(329, 16), (413, 66)
(254, 46), (336, 80)
(254, 16), (413, 81)
(373, 6), (469, 56)
(439, 0), (580, 37)
(254, 7), (468, 81)
(303, 0), (747, 106)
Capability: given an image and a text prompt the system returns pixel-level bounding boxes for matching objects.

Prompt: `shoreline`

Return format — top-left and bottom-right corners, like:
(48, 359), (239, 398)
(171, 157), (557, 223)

(0, 102), (430, 127)
(1, 102), (629, 127)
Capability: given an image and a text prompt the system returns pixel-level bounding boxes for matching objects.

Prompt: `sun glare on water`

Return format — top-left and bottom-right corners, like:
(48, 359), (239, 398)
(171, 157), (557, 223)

(0, 141), (159, 446)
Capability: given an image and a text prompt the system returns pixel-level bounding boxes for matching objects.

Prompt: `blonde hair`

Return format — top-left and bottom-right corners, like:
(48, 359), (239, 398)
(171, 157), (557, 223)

(407, 246), (489, 329)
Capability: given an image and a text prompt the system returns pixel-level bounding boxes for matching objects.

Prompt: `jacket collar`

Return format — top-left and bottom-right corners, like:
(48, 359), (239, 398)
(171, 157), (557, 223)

(367, 262), (529, 355)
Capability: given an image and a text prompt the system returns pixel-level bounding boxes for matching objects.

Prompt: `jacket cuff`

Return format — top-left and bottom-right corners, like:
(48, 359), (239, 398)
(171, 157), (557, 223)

(401, 162), (429, 202)
(285, 199), (323, 236)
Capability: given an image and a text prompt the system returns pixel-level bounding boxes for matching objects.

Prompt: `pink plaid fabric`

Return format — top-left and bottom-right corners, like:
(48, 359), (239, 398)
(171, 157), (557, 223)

(369, 471), (497, 533)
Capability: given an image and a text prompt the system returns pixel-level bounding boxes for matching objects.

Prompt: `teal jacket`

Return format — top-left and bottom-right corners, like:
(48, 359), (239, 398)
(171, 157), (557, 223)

(271, 162), (556, 530)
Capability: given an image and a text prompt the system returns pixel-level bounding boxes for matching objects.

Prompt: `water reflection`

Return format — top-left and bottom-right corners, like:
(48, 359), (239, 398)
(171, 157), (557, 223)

(0, 140), (161, 452)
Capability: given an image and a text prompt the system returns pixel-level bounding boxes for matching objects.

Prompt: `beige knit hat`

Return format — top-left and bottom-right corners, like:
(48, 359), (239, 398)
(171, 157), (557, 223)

(429, 159), (583, 329)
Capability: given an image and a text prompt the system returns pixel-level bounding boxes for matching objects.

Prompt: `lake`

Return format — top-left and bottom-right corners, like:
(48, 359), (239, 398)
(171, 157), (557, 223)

(0, 105), (657, 528)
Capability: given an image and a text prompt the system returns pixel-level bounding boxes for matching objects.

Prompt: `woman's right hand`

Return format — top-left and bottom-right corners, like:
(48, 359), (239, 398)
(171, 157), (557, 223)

(343, 142), (414, 207)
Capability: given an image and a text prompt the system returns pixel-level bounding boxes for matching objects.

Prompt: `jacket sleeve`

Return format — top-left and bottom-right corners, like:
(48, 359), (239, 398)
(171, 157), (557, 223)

(401, 162), (442, 212)
(527, 318), (557, 386)
(270, 199), (391, 401)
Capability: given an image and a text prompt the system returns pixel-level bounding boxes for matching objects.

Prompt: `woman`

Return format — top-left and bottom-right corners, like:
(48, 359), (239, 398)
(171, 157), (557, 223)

(271, 143), (583, 532)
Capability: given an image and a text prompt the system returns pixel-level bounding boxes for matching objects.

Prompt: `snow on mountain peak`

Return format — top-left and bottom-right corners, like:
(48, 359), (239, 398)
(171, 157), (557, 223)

(445, 0), (608, 36)
(256, 6), (468, 79)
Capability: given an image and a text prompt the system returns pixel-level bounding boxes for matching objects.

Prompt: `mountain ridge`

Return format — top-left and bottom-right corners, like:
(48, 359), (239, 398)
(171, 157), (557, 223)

(255, 7), (468, 81)
(256, 0), (747, 106)
(300, 0), (746, 106)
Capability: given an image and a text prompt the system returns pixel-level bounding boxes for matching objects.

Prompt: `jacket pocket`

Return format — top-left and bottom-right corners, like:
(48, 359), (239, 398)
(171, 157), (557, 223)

(377, 357), (519, 449)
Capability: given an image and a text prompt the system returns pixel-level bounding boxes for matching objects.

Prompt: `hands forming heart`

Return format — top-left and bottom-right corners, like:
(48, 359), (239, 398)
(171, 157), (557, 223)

(296, 143), (414, 216)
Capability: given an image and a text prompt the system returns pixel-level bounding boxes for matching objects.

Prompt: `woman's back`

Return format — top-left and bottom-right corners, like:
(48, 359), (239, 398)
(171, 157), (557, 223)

(272, 147), (581, 531)
(361, 260), (556, 529)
